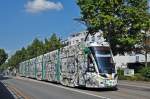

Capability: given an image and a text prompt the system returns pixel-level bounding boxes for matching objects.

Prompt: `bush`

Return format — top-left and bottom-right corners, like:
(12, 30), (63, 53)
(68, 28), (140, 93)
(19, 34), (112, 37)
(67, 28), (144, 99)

(117, 68), (124, 76)
(117, 68), (146, 81)
(125, 73), (144, 81)
(139, 67), (150, 80)
(117, 67), (150, 81)
(117, 68), (127, 80)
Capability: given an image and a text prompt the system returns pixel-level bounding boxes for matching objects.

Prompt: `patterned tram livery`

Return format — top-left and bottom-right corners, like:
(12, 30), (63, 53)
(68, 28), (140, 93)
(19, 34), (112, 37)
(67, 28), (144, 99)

(19, 41), (118, 88)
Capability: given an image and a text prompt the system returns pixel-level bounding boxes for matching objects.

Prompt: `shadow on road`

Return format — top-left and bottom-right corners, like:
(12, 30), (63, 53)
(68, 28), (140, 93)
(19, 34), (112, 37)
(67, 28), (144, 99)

(19, 76), (118, 92)
(0, 76), (14, 99)
(75, 86), (118, 92)
(41, 79), (118, 92)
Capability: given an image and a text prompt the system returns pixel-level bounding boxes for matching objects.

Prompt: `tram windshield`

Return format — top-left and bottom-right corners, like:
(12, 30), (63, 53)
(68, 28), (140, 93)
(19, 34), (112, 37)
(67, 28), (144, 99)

(89, 46), (115, 74)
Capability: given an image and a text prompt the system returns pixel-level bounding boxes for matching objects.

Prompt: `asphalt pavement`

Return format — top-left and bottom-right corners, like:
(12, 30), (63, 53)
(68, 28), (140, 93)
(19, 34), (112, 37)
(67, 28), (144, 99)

(0, 75), (150, 99)
(0, 75), (14, 99)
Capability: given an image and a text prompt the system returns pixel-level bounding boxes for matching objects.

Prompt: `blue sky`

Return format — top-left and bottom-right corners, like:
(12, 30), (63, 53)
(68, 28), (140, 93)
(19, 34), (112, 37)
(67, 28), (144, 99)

(0, 0), (86, 55)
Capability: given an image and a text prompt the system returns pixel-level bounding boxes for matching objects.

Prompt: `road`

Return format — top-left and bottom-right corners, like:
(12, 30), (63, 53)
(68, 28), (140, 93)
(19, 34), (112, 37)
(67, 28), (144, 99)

(0, 75), (14, 99)
(0, 75), (150, 99)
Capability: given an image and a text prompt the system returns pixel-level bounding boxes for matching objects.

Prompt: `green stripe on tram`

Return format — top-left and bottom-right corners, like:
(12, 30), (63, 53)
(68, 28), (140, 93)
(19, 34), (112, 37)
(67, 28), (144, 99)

(35, 58), (37, 78)
(56, 49), (60, 82)
(42, 55), (45, 80)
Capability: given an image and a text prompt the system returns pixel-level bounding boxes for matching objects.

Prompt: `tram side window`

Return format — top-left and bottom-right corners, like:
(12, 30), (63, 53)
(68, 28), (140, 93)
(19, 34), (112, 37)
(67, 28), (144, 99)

(87, 55), (95, 72)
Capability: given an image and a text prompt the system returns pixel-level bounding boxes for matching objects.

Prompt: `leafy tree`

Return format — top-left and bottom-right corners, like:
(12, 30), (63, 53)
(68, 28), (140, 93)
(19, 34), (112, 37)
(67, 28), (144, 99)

(8, 49), (26, 68)
(77, 0), (150, 55)
(50, 33), (62, 51)
(27, 38), (44, 59)
(44, 33), (62, 53)
(7, 38), (45, 69)
(7, 33), (62, 69)
(140, 66), (150, 80)
(20, 47), (28, 61)
(0, 63), (8, 71)
(139, 10), (150, 67)
(0, 48), (8, 66)
(44, 38), (52, 53)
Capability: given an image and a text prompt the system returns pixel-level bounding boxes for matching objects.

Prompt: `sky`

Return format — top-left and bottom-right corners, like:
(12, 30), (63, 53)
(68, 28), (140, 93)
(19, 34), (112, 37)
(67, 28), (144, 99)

(0, 0), (86, 56)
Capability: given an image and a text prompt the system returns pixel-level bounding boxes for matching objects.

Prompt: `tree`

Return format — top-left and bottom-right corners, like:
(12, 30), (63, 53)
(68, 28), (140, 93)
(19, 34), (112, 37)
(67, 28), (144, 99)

(135, 16), (150, 67)
(0, 63), (8, 71)
(7, 49), (26, 68)
(20, 47), (28, 61)
(7, 38), (45, 69)
(44, 33), (62, 53)
(0, 48), (8, 66)
(7, 33), (63, 69)
(27, 38), (45, 59)
(44, 38), (52, 53)
(50, 33), (62, 51)
(77, 0), (150, 55)
(140, 11), (150, 67)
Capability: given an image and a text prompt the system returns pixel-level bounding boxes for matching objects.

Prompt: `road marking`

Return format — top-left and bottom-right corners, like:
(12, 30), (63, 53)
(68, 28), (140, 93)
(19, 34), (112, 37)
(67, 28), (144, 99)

(3, 82), (33, 99)
(118, 83), (150, 89)
(16, 77), (110, 99)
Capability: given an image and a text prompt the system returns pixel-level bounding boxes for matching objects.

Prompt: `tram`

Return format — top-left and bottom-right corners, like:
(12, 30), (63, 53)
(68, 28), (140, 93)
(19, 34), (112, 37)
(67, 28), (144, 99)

(19, 34), (117, 89)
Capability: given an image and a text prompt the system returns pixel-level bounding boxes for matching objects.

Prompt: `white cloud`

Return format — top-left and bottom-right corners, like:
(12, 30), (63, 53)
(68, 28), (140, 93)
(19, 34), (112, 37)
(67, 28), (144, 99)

(25, 0), (63, 13)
